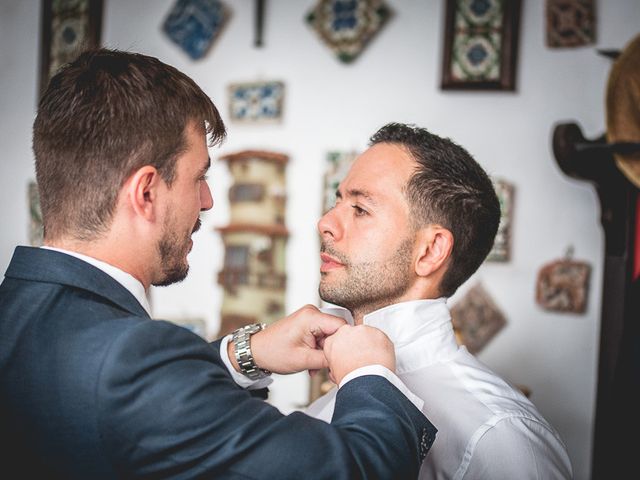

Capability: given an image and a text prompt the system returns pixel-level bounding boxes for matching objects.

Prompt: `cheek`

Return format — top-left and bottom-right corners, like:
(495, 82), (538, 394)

(345, 228), (392, 263)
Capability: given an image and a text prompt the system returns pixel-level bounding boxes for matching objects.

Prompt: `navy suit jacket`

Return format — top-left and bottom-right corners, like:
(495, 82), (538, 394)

(0, 247), (436, 479)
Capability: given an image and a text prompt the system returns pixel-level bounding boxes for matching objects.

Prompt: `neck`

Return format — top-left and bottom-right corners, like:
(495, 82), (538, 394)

(350, 302), (388, 325)
(45, 232), (152, 290)
(348, 282), (442, 325)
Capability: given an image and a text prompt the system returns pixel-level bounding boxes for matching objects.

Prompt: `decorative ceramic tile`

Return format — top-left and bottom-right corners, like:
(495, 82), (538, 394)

(162, 0), (230, 60)
(228, 81), (284, 123)
(451, 283), (507, 354)
(40, 0), (103, 97)
(305, 0), (393, 63)
(487, 178), (515, 262)
(536, 251), (591, 313)
(322, 150), (359, 213)
(546, 0), (595, 48)
(28, 181), (44, 247)
(450, 0), (504, 82)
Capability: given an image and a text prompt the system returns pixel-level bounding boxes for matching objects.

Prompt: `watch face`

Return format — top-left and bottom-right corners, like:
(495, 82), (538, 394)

(245, 323), (263, 334)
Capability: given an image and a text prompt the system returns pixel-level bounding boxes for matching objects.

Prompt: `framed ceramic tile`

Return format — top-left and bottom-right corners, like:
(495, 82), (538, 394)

(441, 0), (521, 90)
(451, 283), (507, 354)
(39, 0), (104, 97)
(162, 0), (230, 60)
(322, 151), (359, 214)
(546, 0), (595, 48)
(486, 178), (514, 262)
(305, 0), (393, 64)
(228, 81), (285, 124)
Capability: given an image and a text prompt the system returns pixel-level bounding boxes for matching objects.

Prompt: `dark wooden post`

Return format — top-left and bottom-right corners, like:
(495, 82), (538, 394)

(552, 122), (640, 479)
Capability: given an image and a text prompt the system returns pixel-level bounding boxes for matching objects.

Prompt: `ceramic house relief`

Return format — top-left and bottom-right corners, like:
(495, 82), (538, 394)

(216, 150), (289, 337)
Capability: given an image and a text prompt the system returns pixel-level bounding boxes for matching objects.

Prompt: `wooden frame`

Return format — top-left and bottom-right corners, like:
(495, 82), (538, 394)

(441, 0), (521, 91)
(39, 0), (103, 98)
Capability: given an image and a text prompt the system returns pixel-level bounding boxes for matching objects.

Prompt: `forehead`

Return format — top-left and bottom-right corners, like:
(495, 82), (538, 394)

(341, 143), (416, 198)
(178, 122), (209, 172)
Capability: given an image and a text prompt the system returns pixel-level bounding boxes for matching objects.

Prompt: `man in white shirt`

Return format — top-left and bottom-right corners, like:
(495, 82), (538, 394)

(306, 122), (573, 479)
(0, 49), (435, 479)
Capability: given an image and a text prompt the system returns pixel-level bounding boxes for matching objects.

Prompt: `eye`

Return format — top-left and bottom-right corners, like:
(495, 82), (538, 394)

(352, 204), (368, 217)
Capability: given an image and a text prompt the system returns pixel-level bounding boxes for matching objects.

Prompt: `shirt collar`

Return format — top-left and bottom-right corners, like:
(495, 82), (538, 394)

(322, 298), (459, 374)
(41, 246), (152, 316)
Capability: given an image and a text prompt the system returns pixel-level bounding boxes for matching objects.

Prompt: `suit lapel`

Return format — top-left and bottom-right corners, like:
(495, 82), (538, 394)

(5, 246), (150, 318)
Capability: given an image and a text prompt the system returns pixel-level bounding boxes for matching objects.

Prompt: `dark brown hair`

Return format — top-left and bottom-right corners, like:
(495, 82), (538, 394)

(33, 48), (225, 241)
(369, 123), (500, 297)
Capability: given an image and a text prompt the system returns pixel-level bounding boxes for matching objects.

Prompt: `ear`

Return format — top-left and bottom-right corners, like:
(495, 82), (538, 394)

(414, 225), (453, 278)
(123, 166), (163, 222)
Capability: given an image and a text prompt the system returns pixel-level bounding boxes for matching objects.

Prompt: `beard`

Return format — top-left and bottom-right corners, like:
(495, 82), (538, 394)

(153, 215), (201, 287)
(319, 236), (414, 316)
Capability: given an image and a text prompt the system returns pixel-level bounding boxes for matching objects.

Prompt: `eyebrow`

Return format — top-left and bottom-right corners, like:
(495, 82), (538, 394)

(335, 187), (378, 205)
(198, 157), (211, 176)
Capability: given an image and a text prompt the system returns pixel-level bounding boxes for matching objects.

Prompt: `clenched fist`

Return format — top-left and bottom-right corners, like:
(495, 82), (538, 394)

(323, 324), (396, 385)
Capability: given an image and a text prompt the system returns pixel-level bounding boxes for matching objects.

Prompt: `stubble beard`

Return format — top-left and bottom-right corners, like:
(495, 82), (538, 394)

(319, 237), (414, 319)
(153, 215), (201, 287)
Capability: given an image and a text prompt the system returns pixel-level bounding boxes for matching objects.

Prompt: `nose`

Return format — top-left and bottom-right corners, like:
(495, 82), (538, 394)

(317, 207), (341, 241)
(200, 180), (213, 211)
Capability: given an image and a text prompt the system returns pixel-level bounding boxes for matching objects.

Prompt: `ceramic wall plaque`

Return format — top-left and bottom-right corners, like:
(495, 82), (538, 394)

(536, 249), (591, 313)
(546, 0), (595, 48)
(451, 283), (507, 354)
(163, 0), (230, 60)
(305, 0), (393, 63)
(487, 178), (515, 262)
(39, 0), (103, 97)
(228, 80), (284, 124)
(441, 0), (521, 90)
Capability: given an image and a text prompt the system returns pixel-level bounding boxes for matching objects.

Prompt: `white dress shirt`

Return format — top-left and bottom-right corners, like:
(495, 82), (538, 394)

(305, 299), (574, 480)
(40, 247), (423, 408)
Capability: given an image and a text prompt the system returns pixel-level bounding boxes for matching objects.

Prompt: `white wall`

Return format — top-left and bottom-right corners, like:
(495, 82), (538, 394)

(2, 1), (638, 478)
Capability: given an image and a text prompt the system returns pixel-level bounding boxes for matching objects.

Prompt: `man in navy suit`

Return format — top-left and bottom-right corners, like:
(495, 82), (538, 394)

(0, 48), (436, 479)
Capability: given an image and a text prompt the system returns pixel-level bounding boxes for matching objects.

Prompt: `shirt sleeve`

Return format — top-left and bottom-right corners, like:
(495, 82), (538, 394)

(219, 334), (273, 390)
(461, 416), (573, 480)
(340, 364), (424, 412)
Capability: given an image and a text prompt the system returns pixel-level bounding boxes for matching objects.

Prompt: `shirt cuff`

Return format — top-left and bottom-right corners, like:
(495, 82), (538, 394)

(219, 334), (273, 390)
(339, 364), (424, 411)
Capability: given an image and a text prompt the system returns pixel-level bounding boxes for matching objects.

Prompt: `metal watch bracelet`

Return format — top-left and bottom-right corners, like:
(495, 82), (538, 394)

(231, 323), (271, 380)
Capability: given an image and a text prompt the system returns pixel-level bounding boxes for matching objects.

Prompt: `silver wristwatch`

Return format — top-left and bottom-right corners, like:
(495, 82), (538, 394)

(231, 323), (271, 380)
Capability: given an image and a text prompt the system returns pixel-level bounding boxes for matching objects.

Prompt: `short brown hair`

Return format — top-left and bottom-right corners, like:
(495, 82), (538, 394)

(369, 123), (500, 297)
(33, 48), (225, 241)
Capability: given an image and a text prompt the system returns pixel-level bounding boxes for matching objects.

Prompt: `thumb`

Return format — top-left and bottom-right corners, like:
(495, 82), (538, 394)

(311, 313), (347, 338)
(304, 348), (330, 371)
